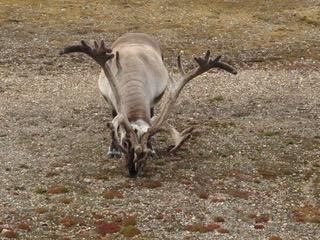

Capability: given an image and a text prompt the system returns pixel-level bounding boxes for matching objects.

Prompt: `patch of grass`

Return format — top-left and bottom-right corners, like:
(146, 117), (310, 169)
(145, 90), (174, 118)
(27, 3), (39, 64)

(95, 174), (111, 181)
(287, 140), (295, 145)
(261, 130), (279, 137)
(209, 95), (224, 102)
(212, 149), (228, 158)
(35, 186), (47, 194)
(213, 216), (225, 223)
(120, 225), (141, 238)
(35, 207), (48, 214)
(154, 159), (166, 166)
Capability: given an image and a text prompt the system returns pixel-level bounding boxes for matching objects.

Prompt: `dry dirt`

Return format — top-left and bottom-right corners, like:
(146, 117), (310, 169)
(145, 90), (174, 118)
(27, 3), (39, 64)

(0, 0), (319, 239)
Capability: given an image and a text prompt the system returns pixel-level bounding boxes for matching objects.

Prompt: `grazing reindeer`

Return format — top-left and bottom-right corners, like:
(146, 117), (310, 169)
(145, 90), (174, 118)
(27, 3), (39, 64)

(60, 33), (237, 176)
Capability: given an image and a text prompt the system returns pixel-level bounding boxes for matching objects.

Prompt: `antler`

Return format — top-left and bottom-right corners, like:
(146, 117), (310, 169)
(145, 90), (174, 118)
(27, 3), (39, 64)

(141, 50), (237, 151)
(60, 40), (113, 67)
(60, 40), (133, 149)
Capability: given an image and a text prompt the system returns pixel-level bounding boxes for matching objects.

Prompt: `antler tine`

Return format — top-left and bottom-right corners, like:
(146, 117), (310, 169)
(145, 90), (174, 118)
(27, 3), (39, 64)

(177, 55), (185, 76)
(100, 39), (105, 49)
(165, 123), (194, 153)
(115, 51), (122, 75)
(94, 41), (99, 48)
(211, 60), (237, 75)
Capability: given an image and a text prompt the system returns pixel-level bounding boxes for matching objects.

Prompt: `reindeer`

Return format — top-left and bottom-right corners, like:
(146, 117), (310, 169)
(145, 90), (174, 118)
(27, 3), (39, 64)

(60, 33), (237, 176)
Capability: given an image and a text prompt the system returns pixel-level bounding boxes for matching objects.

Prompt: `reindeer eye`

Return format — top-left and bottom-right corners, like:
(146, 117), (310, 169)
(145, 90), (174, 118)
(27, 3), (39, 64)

(134, 129), (138, 134)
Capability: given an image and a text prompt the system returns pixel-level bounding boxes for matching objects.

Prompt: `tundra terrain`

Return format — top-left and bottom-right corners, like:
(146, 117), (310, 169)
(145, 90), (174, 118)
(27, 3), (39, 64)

(0, 0), (319, 239)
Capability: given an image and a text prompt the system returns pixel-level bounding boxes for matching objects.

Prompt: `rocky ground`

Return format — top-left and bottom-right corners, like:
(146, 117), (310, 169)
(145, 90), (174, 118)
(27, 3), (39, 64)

(0, 0), (319, 239)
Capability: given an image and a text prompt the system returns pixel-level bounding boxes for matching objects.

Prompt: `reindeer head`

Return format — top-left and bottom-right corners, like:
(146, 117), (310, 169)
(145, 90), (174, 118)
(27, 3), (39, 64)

(60, 39), (237, 177)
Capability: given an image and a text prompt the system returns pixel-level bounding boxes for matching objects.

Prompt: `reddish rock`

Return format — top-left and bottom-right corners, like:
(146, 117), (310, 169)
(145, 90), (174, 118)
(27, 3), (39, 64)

(1, 229), (18, 238)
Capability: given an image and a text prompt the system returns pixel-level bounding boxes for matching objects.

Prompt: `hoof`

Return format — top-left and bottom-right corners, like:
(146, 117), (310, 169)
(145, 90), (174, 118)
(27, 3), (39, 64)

(150, 149), (157, 157)
(107, 147), (121, 158)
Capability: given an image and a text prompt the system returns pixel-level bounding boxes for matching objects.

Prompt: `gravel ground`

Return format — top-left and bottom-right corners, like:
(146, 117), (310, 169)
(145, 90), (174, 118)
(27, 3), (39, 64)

(0, 1), (319, 239)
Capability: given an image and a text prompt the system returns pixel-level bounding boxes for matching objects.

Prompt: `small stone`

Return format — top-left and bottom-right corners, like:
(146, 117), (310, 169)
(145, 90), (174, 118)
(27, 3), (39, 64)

(269, 235), (282, 240)
(254, 224), (265, 229)
(83, 178), (92, 183)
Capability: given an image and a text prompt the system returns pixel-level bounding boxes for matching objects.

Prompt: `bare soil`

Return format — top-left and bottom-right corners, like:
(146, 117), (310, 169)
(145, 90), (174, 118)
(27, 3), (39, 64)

(0, 0), (319, 239)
